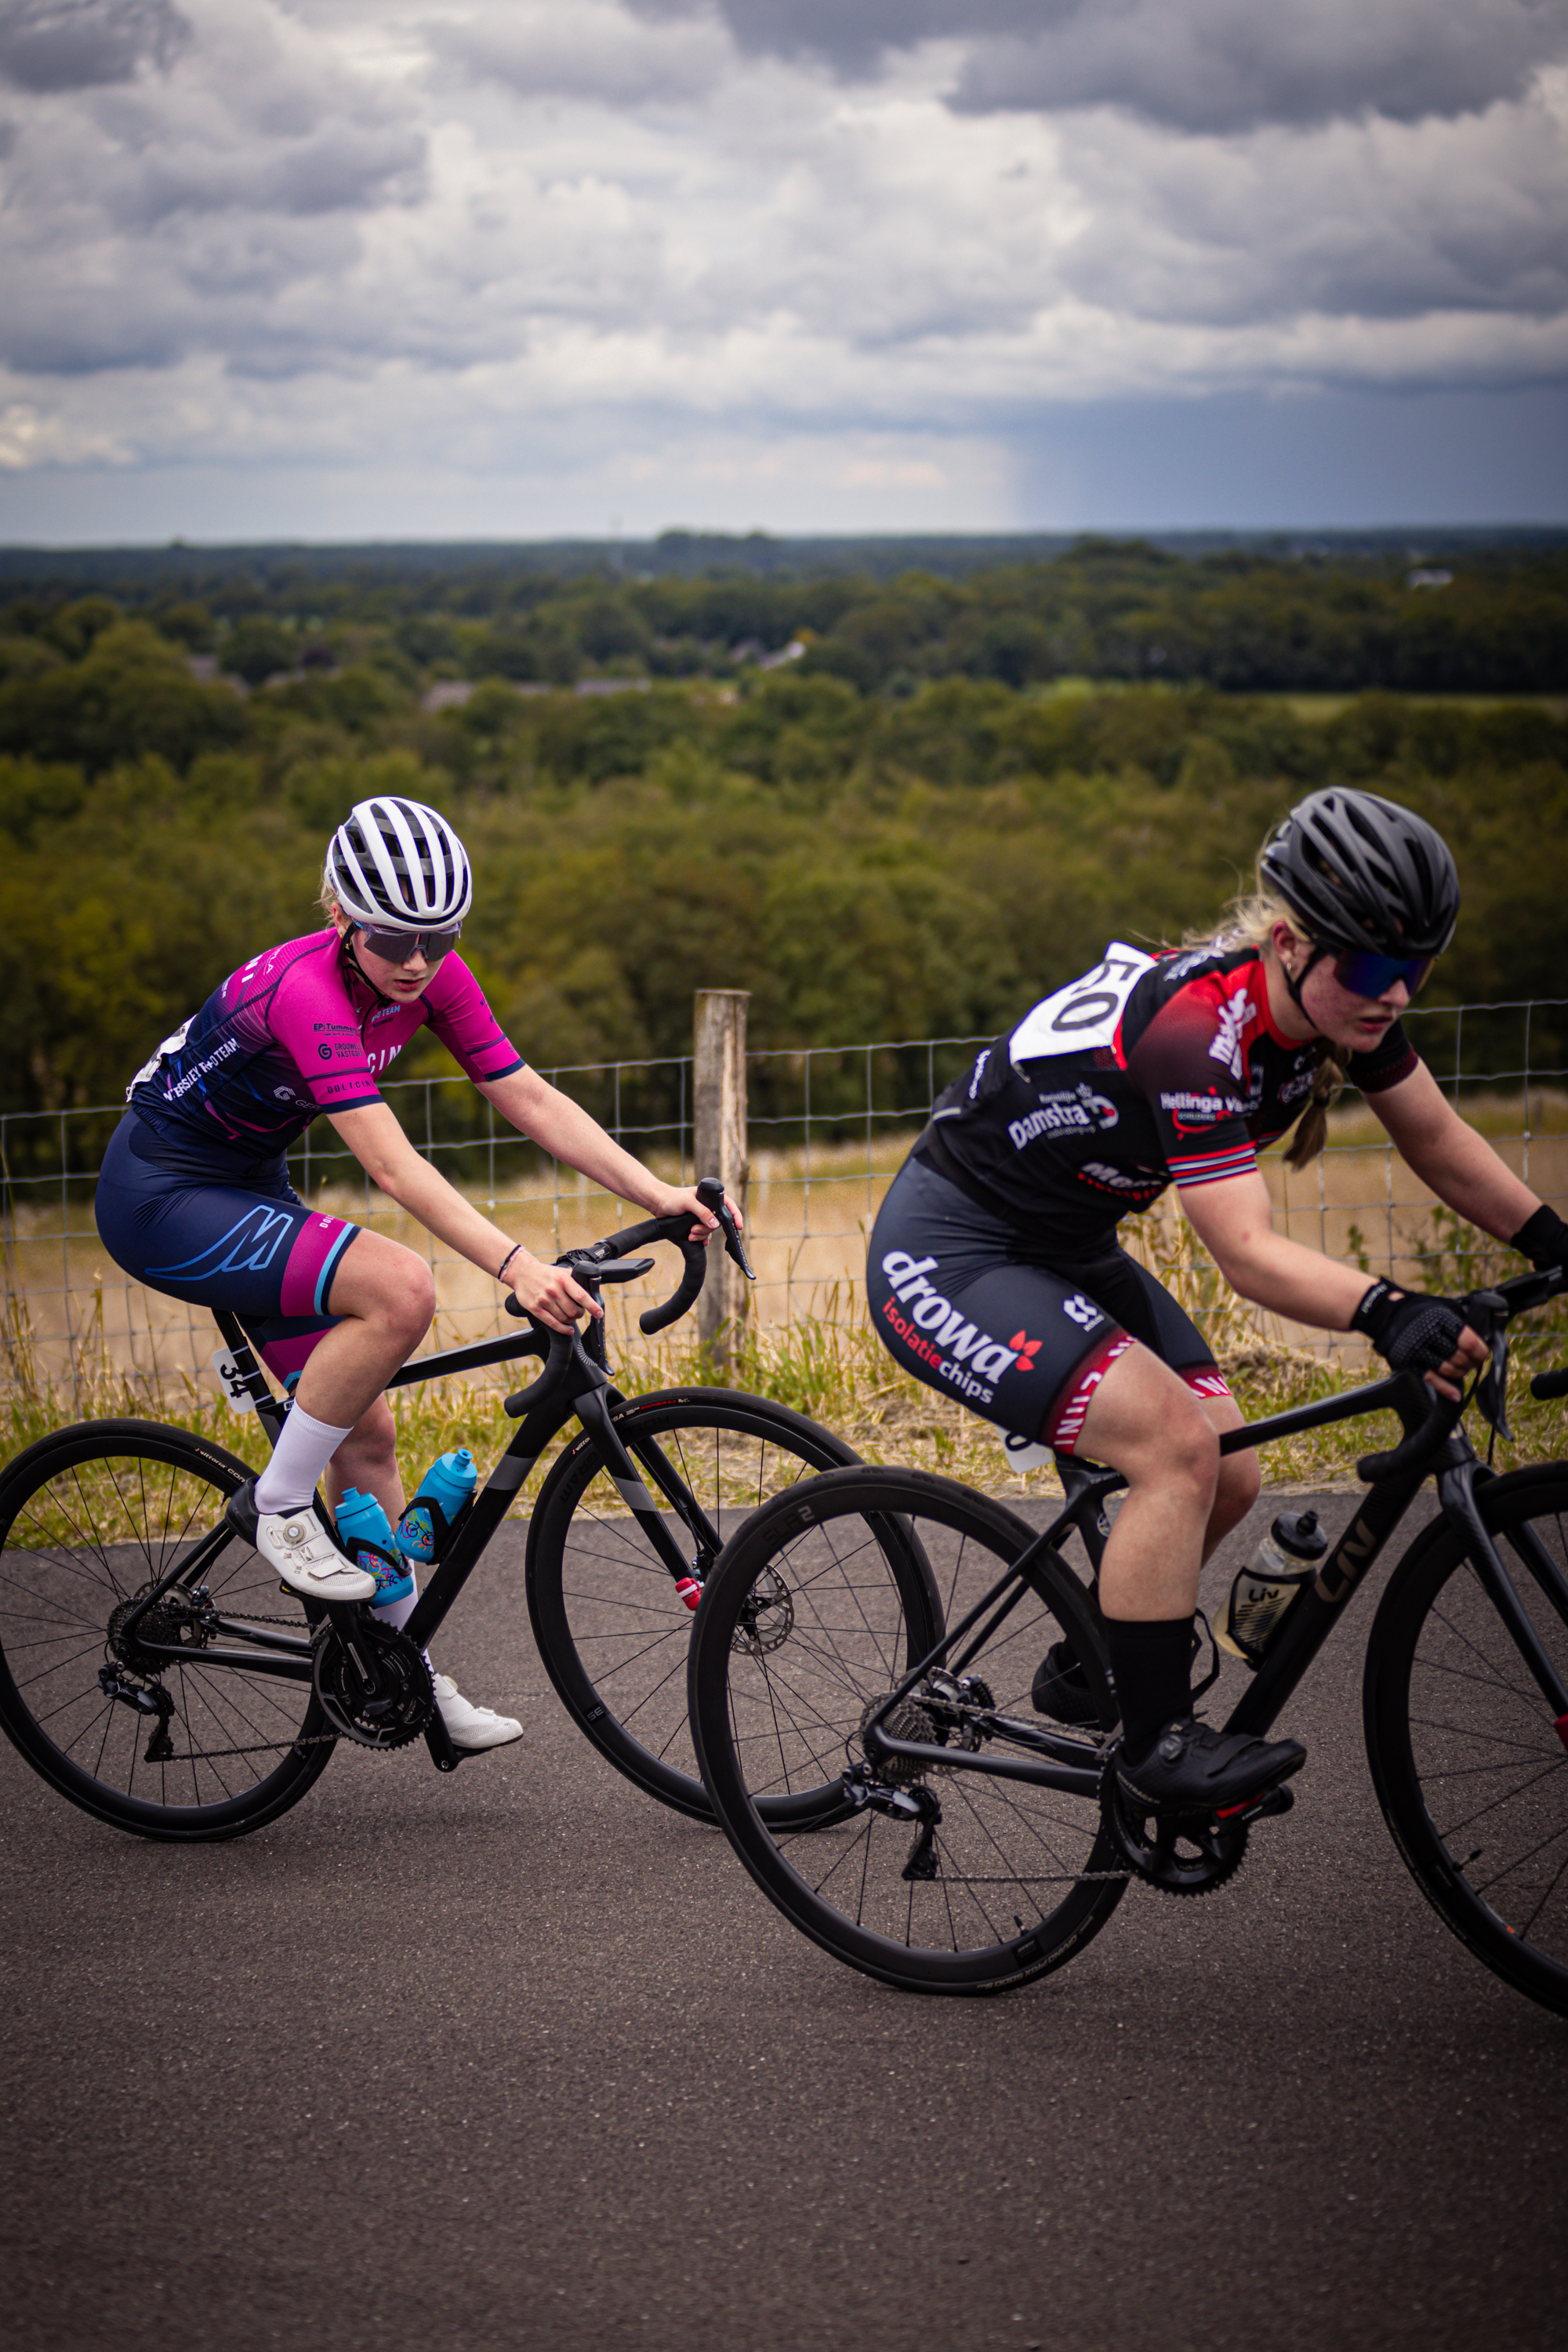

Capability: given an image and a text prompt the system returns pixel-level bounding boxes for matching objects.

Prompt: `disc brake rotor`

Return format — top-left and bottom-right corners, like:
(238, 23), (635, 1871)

(732, 1566), (793, 1656)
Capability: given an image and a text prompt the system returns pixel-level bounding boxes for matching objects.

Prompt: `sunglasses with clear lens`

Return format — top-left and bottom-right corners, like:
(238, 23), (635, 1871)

(1331, 947), (1433, 1000)
(358, 924), (462, 967)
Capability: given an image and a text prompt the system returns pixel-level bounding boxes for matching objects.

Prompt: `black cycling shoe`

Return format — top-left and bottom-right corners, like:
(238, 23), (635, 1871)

(1031, 1639), (1102, 1726)
(1116, 1717), (1306, 1820)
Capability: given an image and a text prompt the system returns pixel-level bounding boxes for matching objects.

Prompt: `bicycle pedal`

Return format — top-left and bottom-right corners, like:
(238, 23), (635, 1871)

(1214, 1782), (1295, 1826)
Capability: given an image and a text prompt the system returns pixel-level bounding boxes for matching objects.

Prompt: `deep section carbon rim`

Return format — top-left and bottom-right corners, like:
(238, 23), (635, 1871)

(1366, 1464), (1568, 2016)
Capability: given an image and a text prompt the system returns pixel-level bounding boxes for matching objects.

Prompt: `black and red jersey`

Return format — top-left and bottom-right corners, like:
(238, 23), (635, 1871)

(914, 941), (1417, 1249)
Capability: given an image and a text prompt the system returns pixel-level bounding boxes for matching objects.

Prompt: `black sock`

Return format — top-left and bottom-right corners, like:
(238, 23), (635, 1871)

(1103, 1617), (1196, 1764)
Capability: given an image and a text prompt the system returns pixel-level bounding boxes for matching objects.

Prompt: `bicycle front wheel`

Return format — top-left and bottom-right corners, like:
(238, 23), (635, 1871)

(688, 1465), (1127, 1994)
(525, 1388), (860, 1817)
(1365, 1462), (1568, 2016)
(0, 1420), (334, 1841)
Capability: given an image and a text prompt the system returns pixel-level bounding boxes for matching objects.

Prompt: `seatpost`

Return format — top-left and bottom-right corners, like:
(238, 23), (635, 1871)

(210, 1308), (288, 1446)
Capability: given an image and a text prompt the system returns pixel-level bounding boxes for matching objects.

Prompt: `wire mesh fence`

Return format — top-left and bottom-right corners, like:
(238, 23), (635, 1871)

(2, 1000), (1564, 1410)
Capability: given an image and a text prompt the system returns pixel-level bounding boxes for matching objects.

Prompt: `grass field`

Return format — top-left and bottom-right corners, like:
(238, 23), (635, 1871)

(3, 1096), (1564, 1501)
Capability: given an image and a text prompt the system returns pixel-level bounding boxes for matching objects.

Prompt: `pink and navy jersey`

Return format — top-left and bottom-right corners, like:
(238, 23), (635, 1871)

(916, 941), (1417, 1247)
(128, 929), (524, 1174)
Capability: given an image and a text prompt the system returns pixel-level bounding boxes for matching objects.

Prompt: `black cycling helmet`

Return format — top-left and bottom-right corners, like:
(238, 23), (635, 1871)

(1259, 788), (1459, 960)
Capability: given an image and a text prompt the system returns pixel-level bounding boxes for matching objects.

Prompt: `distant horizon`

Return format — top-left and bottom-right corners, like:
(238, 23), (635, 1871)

(5, 520), (1568, 566)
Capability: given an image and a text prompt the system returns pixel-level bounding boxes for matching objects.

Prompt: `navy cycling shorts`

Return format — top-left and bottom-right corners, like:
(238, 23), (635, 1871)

(866, 1156), (1230, 1453)
(94, 1114), (361, 1383)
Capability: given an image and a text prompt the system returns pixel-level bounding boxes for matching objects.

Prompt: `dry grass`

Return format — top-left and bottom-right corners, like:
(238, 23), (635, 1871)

(3, 1194), (1563, 1512)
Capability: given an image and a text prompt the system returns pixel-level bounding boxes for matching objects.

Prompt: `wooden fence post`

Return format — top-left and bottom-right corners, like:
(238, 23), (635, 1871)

(693, 989), (750, 1373)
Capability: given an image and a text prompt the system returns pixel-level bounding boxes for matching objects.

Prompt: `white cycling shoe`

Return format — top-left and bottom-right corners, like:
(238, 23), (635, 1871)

(227, 1483), (378, 1603)
(433, 1673), (523, 1752)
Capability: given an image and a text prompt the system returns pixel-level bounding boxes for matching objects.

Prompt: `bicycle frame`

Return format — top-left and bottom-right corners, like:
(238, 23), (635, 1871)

(861, 1356), (1568, 1795)
(115, 1305), (735, 1723)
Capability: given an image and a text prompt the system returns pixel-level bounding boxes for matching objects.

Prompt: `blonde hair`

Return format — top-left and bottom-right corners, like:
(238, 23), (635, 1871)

(1183, 880), (1344, 1171)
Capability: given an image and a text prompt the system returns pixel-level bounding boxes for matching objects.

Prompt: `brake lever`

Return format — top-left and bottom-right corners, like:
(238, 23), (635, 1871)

(1475, 1326), (1512, 1441)
(695, 1174), (755, 1282)
(1462, 1287), (1512, 1443)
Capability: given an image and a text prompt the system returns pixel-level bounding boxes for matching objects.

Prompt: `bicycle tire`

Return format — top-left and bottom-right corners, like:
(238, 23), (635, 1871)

(524, 1388), (862, 1818)
(0, 1419), (335, 1842)
(688, 1464), (1127, 1994)
(1364, 1461), (1568, 2017)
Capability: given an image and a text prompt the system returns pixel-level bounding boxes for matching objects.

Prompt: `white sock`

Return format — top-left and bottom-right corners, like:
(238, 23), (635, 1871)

(369, 1580), (437, 1681)
(254, 1403), (357, 1515)
(371, 1577), (419, 1634)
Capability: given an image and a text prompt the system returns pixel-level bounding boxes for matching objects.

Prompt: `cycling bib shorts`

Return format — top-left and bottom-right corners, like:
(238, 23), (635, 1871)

(866, 1157), (1229, 1454)
(95, 1116), (358, 1384)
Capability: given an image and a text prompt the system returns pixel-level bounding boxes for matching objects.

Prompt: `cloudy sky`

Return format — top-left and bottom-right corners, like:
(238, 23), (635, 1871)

(2, 0), (1566, 543)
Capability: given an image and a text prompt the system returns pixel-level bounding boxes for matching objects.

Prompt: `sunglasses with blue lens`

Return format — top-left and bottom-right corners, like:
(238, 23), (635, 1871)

(1330, 946), (1434, 1000)
(358, 924), (462, 967)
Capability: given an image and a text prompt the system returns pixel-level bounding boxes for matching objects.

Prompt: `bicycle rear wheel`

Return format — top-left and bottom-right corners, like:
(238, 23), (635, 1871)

(1364, 1462), (1568, 2016)
(0, 1420), (334, 1841)
(688, 1465), (1127, 1994)
(525, 1388), (860, 1817)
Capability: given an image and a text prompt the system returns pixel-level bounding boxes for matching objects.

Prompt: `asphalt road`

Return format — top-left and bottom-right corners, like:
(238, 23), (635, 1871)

(2, 1486), (1564, 2352)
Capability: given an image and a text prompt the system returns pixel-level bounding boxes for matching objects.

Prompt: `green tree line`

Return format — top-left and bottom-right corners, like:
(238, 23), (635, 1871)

(1, 586), (1563, 1181)
(3, 535), (1567, 695)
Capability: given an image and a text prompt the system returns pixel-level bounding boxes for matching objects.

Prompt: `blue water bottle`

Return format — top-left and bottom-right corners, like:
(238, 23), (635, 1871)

(335, 1487), (415, 1608)
(396, 1448), (477, 1563)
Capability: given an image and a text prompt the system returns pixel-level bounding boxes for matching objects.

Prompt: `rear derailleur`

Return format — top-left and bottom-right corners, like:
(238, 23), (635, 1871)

(96, 1666), (176, 1763)
(841, 1674), (995, 1885)
(842, 1764), (943, 1882)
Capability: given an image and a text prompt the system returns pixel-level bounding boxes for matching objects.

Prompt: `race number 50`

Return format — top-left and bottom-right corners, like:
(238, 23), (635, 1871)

(1009, 944), (1156, 1063)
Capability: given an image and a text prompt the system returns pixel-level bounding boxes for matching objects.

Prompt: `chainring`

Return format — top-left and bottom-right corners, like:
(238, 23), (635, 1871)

(311, 1620), (434, 1750)
(1100, 1766), (1249, 1897)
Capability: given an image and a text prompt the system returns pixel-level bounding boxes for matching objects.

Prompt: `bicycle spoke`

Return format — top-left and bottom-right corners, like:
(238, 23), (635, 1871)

(0, 1428), (329, 1838)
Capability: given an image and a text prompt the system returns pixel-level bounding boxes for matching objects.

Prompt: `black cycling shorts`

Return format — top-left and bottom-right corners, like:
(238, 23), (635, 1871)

(866, 1156), (1230, 1453)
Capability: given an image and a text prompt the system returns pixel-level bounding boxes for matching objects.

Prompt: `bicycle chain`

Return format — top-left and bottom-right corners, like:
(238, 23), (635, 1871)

(133, 1602), (425, 1761)
(143, 1729), (341, 1763)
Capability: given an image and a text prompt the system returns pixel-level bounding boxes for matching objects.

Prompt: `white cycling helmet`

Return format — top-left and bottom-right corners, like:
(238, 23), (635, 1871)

(326, 797), (473, 931)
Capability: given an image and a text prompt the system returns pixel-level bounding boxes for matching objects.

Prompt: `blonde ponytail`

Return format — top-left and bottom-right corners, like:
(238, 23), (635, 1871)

(1284, 1042), (1345, 1169)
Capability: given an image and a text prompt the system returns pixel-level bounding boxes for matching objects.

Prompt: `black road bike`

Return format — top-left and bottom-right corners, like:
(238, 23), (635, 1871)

(0, 1182), (859, 1841)
(688, 1268), (1568, 2015)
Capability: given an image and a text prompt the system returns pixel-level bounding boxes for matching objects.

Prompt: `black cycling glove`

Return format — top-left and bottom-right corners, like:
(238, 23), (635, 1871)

(1511, 1206), (1568, 1272)
(1352, 1278), (1468, 1376)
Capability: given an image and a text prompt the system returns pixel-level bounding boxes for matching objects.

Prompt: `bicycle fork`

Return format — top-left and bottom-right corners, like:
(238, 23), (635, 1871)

(572, 1388), (717, 1607)
(1439, 1457), (1568, 1744)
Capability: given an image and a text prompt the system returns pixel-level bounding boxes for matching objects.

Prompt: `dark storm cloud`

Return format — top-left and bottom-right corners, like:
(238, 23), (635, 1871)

(630, 1), (1568, 132)
(0, 0), (190, 93)
(949, 2), (1568, 133)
